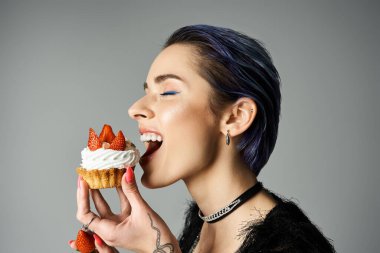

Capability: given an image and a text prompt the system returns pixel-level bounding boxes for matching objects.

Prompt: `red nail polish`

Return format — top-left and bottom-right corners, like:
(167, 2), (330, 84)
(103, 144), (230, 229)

(93, 234), (103, 246)
(68, 239), (74, 245)
(126, 167), (134, 183)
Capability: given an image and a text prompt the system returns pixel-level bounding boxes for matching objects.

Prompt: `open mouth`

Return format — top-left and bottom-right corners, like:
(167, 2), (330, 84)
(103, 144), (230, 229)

(140, 133), (163, 162)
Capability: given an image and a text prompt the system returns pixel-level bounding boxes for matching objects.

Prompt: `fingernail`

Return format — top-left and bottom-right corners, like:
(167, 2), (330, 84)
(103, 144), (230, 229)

(68, 239), (74, 246)
(93, 234), (103, 246)
(77, 176), (82, 189)
(126, 167), (134, 183)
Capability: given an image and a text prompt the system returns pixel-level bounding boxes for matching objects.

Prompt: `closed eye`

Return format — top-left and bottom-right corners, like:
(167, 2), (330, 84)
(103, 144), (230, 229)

(160, 91), (180, 96)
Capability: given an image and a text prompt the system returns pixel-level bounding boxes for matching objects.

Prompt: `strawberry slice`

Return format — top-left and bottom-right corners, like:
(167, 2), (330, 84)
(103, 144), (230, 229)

(88, 128), (102, 151)
(98, 124), (116, 144)
(109, 130), (126, 150)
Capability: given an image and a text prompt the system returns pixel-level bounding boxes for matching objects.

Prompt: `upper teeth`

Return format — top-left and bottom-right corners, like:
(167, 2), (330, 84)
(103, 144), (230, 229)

(140, 133), (163, 142)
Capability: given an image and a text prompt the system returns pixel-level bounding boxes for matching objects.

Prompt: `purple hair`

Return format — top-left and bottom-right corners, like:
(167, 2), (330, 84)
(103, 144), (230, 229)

(164, 24), (281, 175)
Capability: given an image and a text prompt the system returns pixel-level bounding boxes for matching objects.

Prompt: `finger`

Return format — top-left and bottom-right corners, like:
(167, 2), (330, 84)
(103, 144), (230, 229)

(93, 234), (115, 253)
(68, 239), (77, 250)
(91, 189), (113, 217)
(85, 217), (119, 245)
(121, 167), (145, 210)
(116, 187), (130, 213)
(76, 178), (119, 248)
(76, 176), (98, 224)
(77, 176), (90, 214)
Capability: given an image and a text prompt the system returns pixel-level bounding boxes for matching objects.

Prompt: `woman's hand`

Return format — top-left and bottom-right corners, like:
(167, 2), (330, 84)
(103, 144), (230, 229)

(72, 167), (181, 253)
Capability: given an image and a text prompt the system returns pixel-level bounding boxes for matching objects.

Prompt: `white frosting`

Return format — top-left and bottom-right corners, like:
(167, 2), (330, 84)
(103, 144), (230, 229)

(80, 146), (140, 170)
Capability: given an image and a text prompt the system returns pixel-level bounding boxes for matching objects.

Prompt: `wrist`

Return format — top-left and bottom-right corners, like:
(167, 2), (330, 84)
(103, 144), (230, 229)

(143, 214), (181, 253)
(136, 235), (180, 253)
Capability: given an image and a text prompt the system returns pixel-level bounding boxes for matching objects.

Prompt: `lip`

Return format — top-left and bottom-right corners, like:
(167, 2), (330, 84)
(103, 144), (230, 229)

(139, 152), (154, 167)
(139, 127), (162, 136)
(139, 142), (162, 167)
(139, 126), (163, 167)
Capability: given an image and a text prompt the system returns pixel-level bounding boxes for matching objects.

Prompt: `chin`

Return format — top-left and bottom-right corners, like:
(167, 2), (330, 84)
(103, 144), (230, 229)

(141, 172), (177, 189)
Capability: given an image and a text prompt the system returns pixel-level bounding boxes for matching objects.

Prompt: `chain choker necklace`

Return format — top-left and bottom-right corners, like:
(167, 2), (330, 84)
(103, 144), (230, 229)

(198, 182), (263, 223)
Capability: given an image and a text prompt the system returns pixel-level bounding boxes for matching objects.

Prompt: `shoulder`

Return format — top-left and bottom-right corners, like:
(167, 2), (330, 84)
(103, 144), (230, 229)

(239, 191), (336, 253)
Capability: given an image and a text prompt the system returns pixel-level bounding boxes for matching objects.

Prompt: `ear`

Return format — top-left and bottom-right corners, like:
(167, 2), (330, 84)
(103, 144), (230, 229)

(221, 98), (257, 139)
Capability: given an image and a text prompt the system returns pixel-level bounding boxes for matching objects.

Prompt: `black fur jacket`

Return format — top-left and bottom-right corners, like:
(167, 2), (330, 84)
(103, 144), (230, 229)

(178, 191), (336, 253)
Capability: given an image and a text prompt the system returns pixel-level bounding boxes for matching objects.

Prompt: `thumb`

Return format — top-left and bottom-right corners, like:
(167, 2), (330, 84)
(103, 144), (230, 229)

(121, 167), (143, 207)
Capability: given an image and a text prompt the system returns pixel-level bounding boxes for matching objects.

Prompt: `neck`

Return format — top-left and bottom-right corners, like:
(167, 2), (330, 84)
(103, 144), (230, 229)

(183, 147), (257, 220)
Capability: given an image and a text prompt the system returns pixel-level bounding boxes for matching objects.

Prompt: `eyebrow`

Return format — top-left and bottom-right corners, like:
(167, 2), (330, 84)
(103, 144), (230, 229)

(144, 74), (184, 90)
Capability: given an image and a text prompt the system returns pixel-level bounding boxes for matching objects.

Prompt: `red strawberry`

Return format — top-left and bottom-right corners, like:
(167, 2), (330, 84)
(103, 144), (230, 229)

(76, 229), (95, 253)
(87, 128), (102, 151)
(98, 124), (116, 144)
(109, 130), (126, 150)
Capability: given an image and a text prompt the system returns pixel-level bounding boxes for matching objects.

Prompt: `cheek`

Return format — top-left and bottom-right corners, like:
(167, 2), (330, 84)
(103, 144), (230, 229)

(161, 102), (219, 178)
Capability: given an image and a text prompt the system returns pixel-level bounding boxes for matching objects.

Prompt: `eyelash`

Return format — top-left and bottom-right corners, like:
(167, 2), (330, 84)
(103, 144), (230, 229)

(160, 91), (180, 96)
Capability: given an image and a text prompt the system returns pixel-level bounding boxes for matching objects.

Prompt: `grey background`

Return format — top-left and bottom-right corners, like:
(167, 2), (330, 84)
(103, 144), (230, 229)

(0, 0), (379, 252)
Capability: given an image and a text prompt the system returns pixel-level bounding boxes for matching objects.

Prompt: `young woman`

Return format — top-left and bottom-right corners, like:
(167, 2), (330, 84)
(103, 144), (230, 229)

(70, 25), (336, 253)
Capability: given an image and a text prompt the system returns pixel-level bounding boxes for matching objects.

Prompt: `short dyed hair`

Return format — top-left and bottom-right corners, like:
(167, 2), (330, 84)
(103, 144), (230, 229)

(164, 24), (281, 175)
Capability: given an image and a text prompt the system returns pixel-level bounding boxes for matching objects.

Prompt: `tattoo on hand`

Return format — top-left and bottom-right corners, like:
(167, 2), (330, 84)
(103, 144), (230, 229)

(148, 213), (174, 253)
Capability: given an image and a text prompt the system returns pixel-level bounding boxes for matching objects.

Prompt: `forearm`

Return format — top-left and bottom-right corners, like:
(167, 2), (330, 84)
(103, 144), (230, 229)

(142, 213), (181, 253)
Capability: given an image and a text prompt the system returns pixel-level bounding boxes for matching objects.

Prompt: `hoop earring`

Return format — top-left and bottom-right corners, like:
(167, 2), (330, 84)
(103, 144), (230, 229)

(226, 130), (231, 146)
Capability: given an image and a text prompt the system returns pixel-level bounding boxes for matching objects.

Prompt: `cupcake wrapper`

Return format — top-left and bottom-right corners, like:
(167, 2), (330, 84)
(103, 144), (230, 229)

(76, 167), (126, 189)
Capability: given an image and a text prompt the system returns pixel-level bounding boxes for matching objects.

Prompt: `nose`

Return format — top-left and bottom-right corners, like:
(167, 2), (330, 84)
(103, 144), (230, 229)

(128, 96), (154, 121)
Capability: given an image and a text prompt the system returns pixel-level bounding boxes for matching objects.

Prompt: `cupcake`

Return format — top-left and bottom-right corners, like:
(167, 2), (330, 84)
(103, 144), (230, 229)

(76, 124), (140, 189)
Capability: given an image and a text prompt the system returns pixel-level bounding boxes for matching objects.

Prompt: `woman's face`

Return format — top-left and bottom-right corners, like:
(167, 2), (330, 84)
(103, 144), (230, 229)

(128, 44), (221, 188)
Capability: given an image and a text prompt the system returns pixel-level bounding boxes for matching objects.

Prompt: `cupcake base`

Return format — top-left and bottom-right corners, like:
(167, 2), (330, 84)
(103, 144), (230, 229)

(76, 167), (126, 189)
